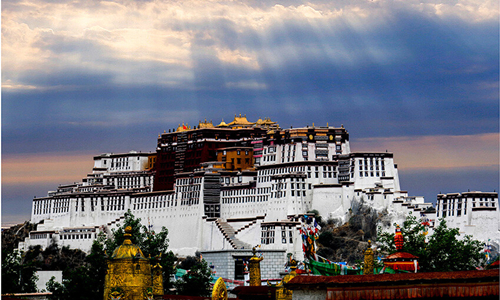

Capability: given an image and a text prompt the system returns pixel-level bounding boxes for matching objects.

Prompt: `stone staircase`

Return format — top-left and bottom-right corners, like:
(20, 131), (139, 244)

(215, 219), (251, 249)
(234, 219), (258, 234)
(102, 215), (127, 234)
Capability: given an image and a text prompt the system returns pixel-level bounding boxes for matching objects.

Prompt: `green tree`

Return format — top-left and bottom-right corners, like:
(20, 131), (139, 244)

(46, 241), (108, 300)
(377, 215), (485, 272)
(106, 211), (177, 291)
(423, 219), (484, 272)
(1, 248), (39, 293)
(47, 210), (176, 299)
(175, 258), (213, 297)
(377, 213), (429, 262)
(104, 210), (146, 253)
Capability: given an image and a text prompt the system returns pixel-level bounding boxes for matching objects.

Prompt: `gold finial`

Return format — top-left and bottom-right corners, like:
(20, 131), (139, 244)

(123, 226), (132, 245)
(312, 122), (315, 127)
(252, 245), (260, 256)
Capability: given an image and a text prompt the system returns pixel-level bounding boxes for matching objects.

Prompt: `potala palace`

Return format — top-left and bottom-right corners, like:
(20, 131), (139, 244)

(21, 115), (499, 279)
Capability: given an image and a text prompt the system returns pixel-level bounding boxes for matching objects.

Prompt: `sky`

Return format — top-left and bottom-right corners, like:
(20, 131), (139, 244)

(2, 0), (499, 226)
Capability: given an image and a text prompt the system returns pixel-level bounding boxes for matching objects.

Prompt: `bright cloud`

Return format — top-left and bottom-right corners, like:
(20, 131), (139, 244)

(2, 0), (497, 89)
(2, 152), (94, 185)
(353, 133), (499, 170)
(2, 0), (498, 224)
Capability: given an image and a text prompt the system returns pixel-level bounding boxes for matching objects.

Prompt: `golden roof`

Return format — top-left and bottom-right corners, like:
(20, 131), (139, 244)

(176, 123), (191, 132)
(217, 119), (229, 127)
(198, 119), (214, 129)
(256, 117), (276, 126)
(111, 226), (147, 260)
(227, 114), (255, 126)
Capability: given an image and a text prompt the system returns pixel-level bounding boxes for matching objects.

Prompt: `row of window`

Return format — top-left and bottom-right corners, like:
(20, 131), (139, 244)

(60, 233), (94, 240)
(180, 191), (200, 203)
(134, 195), (175, 203)
(177, 184), (201, 192)
(222, 188), (271, 197)
(260, 226), (294, 244)
(274, 191), (307, 198)
(437, 199), (497, 218)
(359, 165), (385, 171)
(115, 176), (151, 189)
(35, 196), (132, 214)
(221, 150), (250, 156)
(31, 233), (48, 239)
(133, 199), (177, 210)
(359, 171), (386, 177)
(261, 226), (275, 244)
(177, 177), (202, 185)
(180, 197), (199, 205)
(222, 195), (269, 204)
(306, 171), (337, 179)
(273, 181), (310, 190)
(439, 198), (496, 204)
(33, 200), (52, 215)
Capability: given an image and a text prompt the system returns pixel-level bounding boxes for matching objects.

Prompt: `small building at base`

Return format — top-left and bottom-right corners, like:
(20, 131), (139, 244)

(201, 249), (287, 287)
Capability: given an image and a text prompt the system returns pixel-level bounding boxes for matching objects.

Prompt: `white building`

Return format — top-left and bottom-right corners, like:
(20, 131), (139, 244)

(20, 123), (444, 280)
(436, 191), (499, 247)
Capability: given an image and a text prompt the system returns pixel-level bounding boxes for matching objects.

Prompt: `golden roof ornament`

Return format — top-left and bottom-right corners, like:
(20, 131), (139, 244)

(211, 277), (228, 300)
(198, 118), (215, 129)
(228, 114), (255, 127)
(104, 226), (163, 299)
(217, 118), (229, 127)
(111, 226), (146, 259)
(272, 253), (297, 300)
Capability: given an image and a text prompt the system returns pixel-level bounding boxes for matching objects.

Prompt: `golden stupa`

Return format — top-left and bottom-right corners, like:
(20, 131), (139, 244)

(249, 246), (264, 286)
(103, 226), (163, 300)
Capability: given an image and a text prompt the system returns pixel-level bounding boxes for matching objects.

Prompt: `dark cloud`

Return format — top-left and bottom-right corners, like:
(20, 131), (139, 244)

(400, 166), (500, 205)
(2, 183), (56, 223)
(2, 1), (498, 223)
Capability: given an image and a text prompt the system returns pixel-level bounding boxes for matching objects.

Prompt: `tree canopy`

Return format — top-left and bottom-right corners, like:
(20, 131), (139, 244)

(46, 210), (177, 299)
(377, 214), (485, 272)
(1, 249), (38, 294)
(175, 256), (213, 297)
